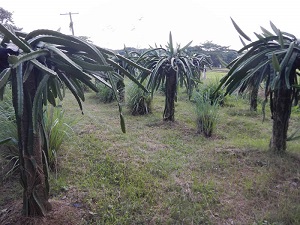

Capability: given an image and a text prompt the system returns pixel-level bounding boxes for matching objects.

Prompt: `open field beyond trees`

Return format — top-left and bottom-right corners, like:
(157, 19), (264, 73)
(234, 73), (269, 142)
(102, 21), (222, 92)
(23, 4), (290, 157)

(1, 70), (300, 225)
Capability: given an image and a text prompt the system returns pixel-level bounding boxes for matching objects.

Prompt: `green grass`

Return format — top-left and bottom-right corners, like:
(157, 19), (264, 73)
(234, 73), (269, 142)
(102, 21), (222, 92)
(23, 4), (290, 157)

(44, 104), (76, 170)
(1, 70), (300, 224)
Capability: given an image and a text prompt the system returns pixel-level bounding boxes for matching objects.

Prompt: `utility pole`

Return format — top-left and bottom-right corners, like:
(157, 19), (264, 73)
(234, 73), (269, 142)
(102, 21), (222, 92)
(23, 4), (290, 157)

(60, 12), (79, 35)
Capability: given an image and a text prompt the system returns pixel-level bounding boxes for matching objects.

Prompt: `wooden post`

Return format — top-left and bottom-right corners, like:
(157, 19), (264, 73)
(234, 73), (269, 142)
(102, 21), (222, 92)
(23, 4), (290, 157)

(60, 12), (79, 35)
(203, 65), (206, 79)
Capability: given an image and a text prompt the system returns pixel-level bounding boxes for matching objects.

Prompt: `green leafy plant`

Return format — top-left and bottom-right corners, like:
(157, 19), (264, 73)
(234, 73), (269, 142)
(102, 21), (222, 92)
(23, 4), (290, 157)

(0, 93), (74, 177)
(126, 80), (152, 115)
(137, 32), (212, 121)
(0, 91), (17, 144)
(0, 91), (19, 178)
(194, 90), (219, 137)
(199, 78), (226, 106)
(0, 23), (147, 217)
(95, 80), (116, 103)
(43, 104), (75, 170)
(218, 18), (300, 154)
(112, 48), (145, 102)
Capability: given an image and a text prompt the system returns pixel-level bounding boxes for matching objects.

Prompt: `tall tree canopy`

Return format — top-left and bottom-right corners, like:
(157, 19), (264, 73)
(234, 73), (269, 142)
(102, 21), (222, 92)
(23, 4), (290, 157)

(188, 41), (238, 67)
(0, 7), (22, 34)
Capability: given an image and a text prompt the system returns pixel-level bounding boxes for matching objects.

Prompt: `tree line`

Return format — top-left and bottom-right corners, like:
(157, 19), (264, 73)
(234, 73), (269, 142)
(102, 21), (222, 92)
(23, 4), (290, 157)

(117, 41), (238, 68)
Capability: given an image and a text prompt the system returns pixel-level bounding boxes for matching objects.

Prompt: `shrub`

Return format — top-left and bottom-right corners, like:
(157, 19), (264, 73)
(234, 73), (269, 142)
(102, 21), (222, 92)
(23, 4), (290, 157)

(126, 81), (152, 115)
(0, 97), (75, 176)
(199, 78), (226, 106)
(0, 92), (17, 143)
(0, 91), (18, 178)
(194, 91), (219, 137)
(95, 80), (116, 103)
(43, 104), (75, 170)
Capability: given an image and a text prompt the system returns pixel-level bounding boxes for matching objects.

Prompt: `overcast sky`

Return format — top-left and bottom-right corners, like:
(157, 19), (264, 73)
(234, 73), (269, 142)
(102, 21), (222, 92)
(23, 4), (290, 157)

(2, 0), (300, 50)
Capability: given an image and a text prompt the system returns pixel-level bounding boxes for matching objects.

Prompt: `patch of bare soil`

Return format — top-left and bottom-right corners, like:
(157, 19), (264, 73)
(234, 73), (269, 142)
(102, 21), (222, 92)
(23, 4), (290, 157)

(0, 200), (88, 225)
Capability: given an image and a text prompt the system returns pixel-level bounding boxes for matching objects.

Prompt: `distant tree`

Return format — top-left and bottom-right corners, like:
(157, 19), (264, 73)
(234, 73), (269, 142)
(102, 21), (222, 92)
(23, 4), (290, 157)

(117, 46), (145, 55)
(0, 7), (14, 24)
(77, 35), (92, 42)
(0, 7), (22, 35)
(188, 41), (238, 67)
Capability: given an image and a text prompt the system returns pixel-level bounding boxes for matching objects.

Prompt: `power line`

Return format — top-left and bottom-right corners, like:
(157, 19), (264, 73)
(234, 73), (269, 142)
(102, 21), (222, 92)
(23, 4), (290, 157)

(60, 12), (79, 35)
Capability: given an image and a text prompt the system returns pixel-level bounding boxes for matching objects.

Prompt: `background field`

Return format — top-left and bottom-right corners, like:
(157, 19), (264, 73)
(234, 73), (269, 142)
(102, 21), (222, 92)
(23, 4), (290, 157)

(1, 70), (300, 224)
